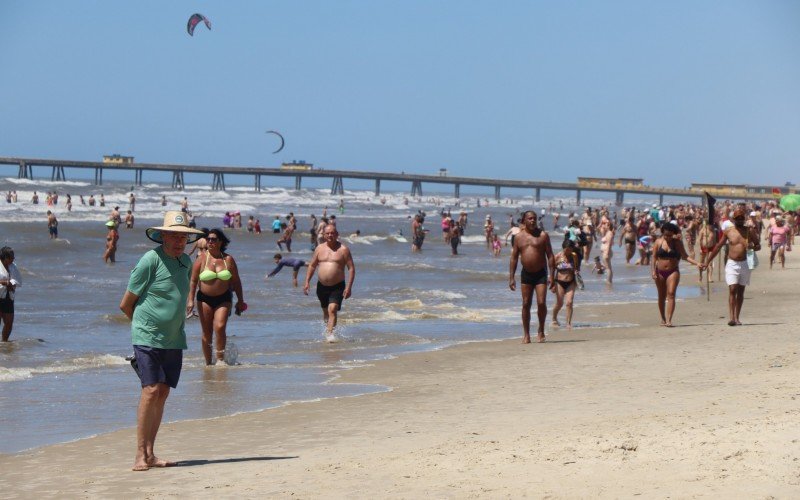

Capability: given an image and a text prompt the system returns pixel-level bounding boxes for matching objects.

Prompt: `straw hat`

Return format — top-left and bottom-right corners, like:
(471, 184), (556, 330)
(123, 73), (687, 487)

(146, 211), (203, 243)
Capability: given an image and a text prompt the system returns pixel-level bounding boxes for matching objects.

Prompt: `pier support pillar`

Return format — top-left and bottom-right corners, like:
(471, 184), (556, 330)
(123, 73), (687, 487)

(50, 166), (66, 182)
(411, 180), (422, 197)
(171, 171), (184, 191)
(659, 194), (664, 206)
(576, 189), (582, 206)
(295, 175), (302, 191)
(212, 173), (226, 191)
(135, 169), (143, 186)
(18, 161), (32, 180)
(535, 187), (541, 203)
(331, 176), (344, 195)
(374, 179), (381, 196)
(494, 186), (501, 201)
(94, 167), (103, 185)
(254, 174), (261, 192)
(615, 191), (624, 206)
(454, 183), (460, 199)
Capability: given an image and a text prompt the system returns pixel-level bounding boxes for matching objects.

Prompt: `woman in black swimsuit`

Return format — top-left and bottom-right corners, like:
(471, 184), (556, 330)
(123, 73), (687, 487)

(551, 239), (581, 329)
(651, 222), (700, 327)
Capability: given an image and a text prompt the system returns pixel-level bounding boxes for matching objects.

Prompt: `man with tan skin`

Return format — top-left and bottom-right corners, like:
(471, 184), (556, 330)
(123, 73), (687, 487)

(119, 211), (203, 471)
(702, 207), (761, 326)
(304, 225), (355, 341)
(509, 210), (555, 343)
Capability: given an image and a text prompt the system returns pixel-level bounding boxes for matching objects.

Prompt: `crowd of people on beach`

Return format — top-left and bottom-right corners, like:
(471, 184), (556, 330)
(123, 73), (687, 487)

(3, 187), (798, 471)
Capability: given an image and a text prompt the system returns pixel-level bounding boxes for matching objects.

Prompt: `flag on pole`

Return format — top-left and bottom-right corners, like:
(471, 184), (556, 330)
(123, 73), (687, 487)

(772, 187), (782, 197)
(704, 191), (717, 226)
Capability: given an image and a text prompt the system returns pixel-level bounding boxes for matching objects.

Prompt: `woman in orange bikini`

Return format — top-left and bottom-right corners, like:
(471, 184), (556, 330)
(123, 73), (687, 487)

(651, 222), (700, 327)
(187, 229), (245, 365)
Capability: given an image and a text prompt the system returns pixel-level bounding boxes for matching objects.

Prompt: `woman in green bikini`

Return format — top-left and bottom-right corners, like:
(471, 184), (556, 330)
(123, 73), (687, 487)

(187, 229), (245, 365)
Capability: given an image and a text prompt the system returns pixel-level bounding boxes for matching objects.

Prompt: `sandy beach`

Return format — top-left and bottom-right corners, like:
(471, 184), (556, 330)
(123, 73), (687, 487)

(3, 248), (799, 499)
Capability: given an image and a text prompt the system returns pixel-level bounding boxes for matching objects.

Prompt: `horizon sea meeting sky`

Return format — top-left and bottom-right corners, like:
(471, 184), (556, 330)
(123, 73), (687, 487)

(1, 1), (798, 188)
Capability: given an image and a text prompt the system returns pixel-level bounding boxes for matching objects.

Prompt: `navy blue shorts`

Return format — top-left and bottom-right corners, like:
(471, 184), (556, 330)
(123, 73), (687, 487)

(132, 345), (183, 388)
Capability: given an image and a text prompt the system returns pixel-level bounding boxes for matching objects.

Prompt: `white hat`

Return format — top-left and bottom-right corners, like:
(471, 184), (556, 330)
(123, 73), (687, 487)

(146, 211), (204, 243)
(486, 215), (491, 219)
(749, 211), (757, 216)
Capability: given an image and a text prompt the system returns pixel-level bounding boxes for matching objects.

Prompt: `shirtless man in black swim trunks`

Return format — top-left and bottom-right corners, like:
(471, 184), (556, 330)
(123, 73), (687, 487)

(509, 211), (555, 343)
(304, 225), (355, 340)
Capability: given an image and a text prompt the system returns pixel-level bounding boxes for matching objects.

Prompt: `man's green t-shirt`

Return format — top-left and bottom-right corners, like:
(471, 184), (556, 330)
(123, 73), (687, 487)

(127, 246), (191, 349)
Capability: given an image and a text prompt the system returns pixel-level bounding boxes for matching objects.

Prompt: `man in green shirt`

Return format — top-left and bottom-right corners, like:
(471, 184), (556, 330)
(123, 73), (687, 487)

(119, 211), (202, 471)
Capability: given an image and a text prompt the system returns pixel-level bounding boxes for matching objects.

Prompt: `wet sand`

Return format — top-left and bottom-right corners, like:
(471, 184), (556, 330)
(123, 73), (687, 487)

(3, 248), (799, 498)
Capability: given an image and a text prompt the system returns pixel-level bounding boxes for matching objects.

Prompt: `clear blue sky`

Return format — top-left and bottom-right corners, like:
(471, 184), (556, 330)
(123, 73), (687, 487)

(1, 1), (798, 187)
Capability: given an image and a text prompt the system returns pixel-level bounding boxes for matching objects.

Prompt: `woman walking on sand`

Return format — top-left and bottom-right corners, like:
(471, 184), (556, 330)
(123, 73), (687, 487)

(651, 222), (701, 327)
(186, 229), (246, 365)
(551, 239), (580, 329)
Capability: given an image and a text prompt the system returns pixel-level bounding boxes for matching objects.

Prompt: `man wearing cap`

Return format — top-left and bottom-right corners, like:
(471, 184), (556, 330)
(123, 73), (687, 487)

(103, 220), (119, 263)
(119, 211), (203, 471)
(702, 207), (761, 326)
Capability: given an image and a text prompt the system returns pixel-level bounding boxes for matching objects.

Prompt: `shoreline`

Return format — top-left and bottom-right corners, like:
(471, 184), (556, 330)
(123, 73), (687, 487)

(3, 249), (800, 497)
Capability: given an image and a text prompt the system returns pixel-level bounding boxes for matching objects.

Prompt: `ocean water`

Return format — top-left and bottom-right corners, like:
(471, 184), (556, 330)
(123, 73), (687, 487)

(0, 176), (699, 453)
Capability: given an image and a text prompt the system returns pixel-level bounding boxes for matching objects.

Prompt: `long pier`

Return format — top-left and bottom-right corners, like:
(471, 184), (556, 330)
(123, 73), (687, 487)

(0, 156), (775, 205)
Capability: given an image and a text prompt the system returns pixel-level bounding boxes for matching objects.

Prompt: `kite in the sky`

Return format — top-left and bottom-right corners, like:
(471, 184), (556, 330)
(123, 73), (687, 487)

(266, 130), (285, 154)
(187, 13), (211, 36)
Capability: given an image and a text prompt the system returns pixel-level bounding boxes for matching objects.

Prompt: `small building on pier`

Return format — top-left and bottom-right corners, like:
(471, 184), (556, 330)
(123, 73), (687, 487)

(103, 154), (135, 165)
(577, 177), (644, 188)
(280, 161), (313, 171)
(690, 182), (749, 197)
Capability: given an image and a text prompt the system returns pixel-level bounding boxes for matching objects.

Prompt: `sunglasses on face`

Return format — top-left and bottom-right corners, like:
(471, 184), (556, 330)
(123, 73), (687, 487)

(207, 237), (219, 241)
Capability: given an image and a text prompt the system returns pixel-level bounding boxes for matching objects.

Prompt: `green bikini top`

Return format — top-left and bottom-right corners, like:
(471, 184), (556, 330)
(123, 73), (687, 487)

(199, 253), (232, 282)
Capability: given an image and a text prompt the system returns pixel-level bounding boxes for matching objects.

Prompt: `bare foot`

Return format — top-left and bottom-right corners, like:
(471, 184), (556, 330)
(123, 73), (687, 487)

(567, 324), (573, 330)
(551, 320), (560, 328)
(148, 457), (176, 468)
(727, 320), (736, 327)
(132, 462), (149, 472)
(536, 334), (546, 343)
(735, 320), (742, 326)
(665, 322), (674, 328)
(522, 336), (531, 344)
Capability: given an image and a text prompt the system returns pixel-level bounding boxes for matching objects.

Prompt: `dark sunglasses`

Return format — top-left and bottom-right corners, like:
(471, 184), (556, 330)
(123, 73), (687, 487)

(207, 236), (219, 241)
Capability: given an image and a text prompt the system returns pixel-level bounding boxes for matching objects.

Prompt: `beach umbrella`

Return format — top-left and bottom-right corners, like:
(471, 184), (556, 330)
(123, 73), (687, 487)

(779, 194), (800, 212)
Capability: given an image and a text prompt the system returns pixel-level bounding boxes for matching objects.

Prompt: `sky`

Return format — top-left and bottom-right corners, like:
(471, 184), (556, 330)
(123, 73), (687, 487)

(1, 1), (799, 189)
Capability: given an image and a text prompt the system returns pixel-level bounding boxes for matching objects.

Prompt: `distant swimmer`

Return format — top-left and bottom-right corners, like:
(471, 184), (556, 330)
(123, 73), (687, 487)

(266, 253), (307, 287)
(304, 225), (355, 341)
(47, 210), (58, 239)
(509, 210), (555, 343)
